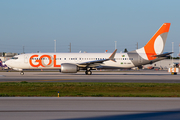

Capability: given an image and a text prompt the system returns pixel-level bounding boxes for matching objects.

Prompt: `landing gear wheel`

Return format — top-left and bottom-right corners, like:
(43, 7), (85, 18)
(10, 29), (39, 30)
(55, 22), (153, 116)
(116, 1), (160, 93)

(85, 70), (92, 75)
(20, 72), (24, 75)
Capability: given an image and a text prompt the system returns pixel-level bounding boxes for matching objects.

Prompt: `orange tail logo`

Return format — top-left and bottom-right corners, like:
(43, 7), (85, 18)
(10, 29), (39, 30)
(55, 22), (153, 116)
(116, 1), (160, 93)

(136, 23), (171, 60)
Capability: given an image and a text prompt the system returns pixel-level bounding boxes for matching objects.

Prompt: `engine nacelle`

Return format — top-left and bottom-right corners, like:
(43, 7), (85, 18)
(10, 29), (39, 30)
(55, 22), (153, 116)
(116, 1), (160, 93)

(60, 63), (78, 73)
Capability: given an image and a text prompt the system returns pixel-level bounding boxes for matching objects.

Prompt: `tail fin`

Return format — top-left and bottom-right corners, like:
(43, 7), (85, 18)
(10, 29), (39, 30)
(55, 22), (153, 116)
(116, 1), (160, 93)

(0, 59), (3, 67)
(136, 23), (171, 60)
(0, 59), (7, 67)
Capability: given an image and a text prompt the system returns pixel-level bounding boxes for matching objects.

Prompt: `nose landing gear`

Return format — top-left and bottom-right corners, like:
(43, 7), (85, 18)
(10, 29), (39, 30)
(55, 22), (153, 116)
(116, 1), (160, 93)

(20, 71), (24, 75)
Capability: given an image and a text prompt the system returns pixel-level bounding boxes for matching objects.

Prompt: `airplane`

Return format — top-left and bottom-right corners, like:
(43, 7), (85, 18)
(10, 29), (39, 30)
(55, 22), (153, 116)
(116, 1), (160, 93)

(0, 59), (8, 70)
(5, 23), (172, 75)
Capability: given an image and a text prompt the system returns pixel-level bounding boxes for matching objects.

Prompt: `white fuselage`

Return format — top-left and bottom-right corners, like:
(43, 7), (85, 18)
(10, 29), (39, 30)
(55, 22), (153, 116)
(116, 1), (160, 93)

(6, 52), (135, 70)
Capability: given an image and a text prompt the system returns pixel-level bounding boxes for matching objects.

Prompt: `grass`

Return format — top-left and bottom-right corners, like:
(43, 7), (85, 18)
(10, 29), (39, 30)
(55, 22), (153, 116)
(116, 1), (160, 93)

(0, 82), (180, 97)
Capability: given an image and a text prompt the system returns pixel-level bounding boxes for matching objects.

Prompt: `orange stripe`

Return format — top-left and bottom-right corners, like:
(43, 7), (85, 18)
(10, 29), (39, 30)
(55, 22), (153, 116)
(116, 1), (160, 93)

(144, 23), (171, 60)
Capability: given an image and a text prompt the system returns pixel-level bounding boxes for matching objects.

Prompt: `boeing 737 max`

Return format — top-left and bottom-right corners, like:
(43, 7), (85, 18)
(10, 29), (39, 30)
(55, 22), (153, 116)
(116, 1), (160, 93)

(5, 23), (172, 75)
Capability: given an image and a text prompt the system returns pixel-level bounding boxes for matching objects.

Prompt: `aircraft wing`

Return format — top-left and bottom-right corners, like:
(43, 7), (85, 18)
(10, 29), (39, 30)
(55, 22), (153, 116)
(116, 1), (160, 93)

(78, 49), (117, 66)
(152, 52), (173, 57)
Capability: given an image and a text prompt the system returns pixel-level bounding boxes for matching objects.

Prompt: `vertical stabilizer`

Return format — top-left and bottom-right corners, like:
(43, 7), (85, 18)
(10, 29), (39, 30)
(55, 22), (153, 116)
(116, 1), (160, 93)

(136, 23), (171, 60)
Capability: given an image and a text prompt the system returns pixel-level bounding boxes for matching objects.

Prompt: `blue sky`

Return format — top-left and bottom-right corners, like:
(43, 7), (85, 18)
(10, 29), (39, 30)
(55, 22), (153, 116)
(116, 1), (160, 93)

(0, 0), (180, 56)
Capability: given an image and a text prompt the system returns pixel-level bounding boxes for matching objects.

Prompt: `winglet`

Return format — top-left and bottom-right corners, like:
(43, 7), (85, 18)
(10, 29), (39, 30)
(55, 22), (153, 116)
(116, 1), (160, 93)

(109, 49), (117, 62)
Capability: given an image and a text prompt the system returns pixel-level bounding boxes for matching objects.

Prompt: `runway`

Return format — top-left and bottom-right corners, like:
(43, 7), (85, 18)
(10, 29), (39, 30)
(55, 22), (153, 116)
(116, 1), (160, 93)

(1, 97), (180, 120)
(0, 71), (179, 83)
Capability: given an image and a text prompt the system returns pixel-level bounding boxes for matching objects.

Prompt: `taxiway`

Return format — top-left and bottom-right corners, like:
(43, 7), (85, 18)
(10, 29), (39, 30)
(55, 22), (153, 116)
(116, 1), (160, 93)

(0, 71), (179, 83)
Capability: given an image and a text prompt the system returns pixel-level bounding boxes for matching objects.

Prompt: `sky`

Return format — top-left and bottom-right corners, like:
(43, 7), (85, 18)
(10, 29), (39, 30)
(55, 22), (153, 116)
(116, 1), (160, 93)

(0, 0), (180, 56)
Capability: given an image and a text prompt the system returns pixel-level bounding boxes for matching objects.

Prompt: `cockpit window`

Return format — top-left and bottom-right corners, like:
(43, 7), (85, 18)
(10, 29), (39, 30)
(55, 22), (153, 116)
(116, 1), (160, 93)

(12, 57), (18, 59)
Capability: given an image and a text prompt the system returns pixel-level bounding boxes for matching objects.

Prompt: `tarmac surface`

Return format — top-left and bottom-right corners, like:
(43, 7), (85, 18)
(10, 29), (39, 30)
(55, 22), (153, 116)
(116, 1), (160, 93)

(0, 70), (179, 83)
(1, 97), (180, 120)
(1, 71), (180, 120)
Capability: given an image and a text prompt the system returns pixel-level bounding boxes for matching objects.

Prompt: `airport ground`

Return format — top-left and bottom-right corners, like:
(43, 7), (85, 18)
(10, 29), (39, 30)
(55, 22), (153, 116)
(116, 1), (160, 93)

(1, 70), (180, 120)
(1, 97), (180, 120)
(0, 70), (179, 83)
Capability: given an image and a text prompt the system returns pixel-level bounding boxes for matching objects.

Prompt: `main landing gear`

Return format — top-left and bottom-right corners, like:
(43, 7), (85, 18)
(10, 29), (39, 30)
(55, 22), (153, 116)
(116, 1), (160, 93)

(20, 71), (24, 75)
(85, 70), (92, 75)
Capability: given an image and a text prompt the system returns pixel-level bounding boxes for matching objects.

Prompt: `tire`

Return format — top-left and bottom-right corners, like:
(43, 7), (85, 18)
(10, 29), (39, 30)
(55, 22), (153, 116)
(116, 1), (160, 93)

(20, 72), (24, 75)
(85, 70), (92, 75)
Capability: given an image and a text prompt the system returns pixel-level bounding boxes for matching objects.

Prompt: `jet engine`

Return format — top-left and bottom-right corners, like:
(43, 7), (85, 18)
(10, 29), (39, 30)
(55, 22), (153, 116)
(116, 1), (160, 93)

(60, 63), (79, 73)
